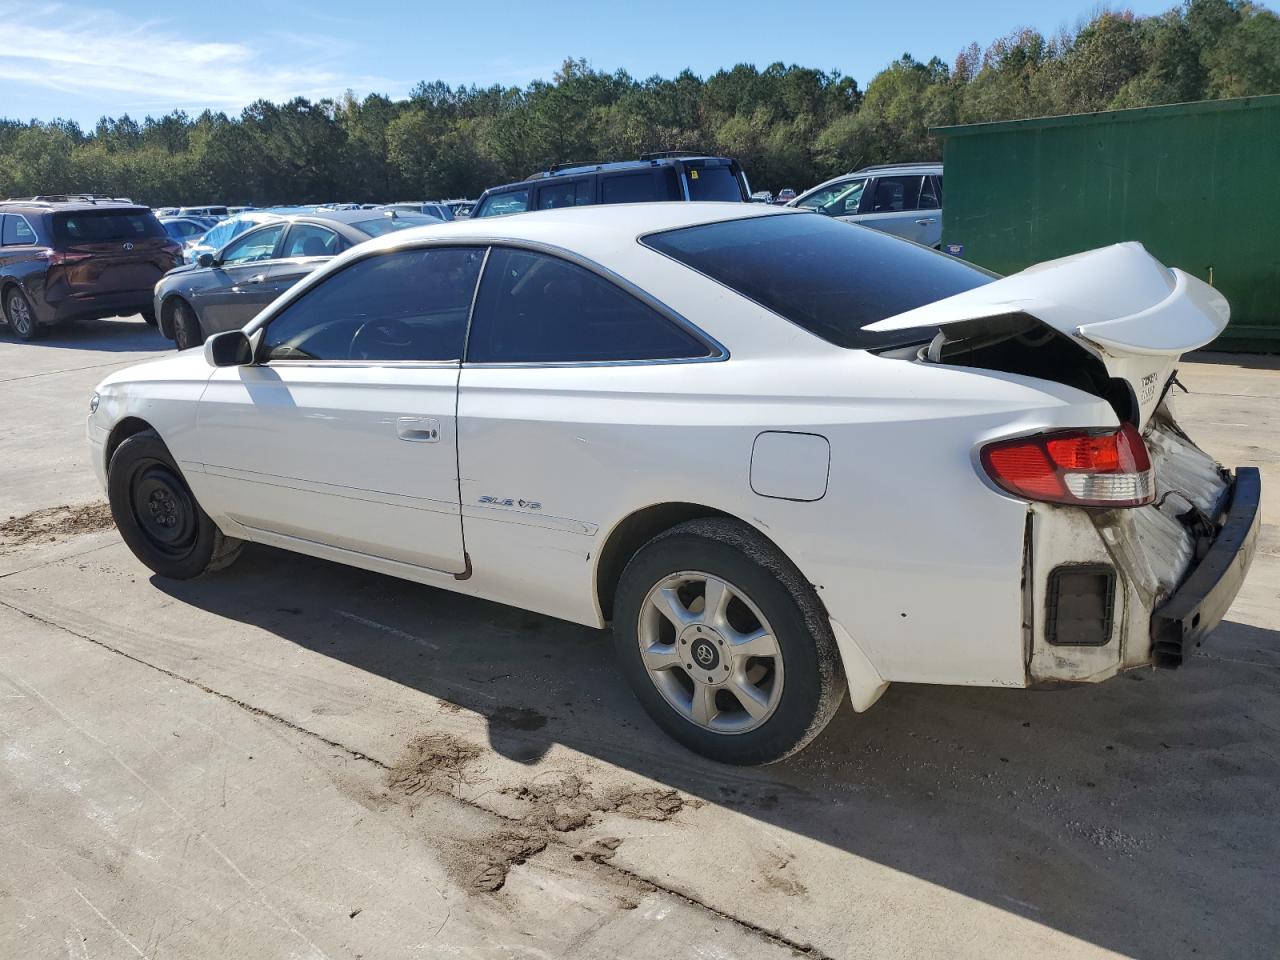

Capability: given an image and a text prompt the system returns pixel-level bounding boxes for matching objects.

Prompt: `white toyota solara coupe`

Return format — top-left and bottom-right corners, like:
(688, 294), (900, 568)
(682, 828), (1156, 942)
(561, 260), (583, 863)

(88, 203), (1259, 765)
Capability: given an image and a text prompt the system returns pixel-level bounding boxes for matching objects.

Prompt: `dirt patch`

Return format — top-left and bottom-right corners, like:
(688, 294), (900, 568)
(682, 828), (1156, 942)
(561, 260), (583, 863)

(758, 852), (809, 897)
(602, 786), (686, 822)
(573, 836), (623, 863)
(0, 502), (114, 549)
(500, 774), (687, 836)
(465, 831), (550, 892)
(386, 734), (691, 895)
(386, 733), (482, 797)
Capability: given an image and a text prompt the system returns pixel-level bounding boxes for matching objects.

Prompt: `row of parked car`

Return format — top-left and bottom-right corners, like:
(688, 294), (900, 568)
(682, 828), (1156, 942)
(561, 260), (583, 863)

(0, 157), (944, 343)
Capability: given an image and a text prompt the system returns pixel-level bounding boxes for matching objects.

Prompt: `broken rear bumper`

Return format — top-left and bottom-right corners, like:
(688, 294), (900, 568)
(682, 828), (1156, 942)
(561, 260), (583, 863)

(1150, 467), (1261, 668)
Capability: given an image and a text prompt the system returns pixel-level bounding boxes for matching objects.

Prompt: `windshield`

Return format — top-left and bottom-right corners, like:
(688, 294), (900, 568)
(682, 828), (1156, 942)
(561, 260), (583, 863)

(642, 212), (995, 349)
(352, 213), (441, 237)
(795, 178), (867, 216)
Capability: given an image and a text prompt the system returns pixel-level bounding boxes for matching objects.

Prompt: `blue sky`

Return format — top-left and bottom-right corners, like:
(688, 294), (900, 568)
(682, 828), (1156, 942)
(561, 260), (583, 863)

(2, 0), (1182, 126)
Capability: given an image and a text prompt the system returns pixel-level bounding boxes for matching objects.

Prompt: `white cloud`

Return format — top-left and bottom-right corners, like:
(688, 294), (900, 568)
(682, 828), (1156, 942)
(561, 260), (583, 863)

(0, 1), (409, 119)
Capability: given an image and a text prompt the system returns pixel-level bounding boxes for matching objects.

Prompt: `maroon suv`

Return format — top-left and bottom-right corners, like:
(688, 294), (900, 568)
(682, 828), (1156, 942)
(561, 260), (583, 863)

(0, 196), (181, 340)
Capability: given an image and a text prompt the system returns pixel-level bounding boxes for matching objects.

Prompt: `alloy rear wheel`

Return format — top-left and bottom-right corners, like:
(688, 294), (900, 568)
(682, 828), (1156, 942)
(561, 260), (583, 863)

(5, 289), (40, 341)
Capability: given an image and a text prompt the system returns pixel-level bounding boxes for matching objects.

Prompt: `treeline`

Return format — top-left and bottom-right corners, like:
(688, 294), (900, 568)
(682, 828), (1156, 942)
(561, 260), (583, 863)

(1, 0), (1277, 205)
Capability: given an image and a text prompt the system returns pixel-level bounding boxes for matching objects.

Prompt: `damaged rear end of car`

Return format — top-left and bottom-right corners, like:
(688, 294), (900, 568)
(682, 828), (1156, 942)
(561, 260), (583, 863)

(870, 242), (1261, 684)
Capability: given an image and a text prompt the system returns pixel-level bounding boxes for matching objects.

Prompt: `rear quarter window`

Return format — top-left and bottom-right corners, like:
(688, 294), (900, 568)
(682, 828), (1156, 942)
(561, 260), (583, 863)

(642, 212), (994, 349)
(2, 215), (38, 245)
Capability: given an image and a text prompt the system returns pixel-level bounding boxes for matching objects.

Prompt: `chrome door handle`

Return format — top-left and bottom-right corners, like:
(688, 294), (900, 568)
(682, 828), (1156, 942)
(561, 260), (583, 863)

(915, 218), (937, 225)
(231, 274), (267, 293)
(396, 416), (441, 442)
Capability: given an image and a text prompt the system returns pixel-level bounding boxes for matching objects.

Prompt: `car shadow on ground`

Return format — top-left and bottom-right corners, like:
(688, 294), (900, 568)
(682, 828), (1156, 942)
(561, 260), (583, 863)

(154, 543), (1280, 958)
(3, 317), (171, 353)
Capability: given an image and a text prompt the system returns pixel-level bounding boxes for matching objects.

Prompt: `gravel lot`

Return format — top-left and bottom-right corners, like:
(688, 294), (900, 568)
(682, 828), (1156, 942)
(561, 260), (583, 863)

(1, 317), (1276, 960)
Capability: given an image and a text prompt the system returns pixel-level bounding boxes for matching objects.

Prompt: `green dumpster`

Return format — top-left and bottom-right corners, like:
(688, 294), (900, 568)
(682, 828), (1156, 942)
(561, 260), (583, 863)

(934, 95), (1280, 351)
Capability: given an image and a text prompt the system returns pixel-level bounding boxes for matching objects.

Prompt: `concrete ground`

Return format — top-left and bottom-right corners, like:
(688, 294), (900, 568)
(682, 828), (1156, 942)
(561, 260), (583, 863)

(1, 318), (1276, 960)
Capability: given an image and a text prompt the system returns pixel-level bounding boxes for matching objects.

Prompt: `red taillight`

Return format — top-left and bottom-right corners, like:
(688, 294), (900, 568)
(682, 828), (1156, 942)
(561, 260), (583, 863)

(981, 423), (1154, 508)
(43, 250), (93, 266)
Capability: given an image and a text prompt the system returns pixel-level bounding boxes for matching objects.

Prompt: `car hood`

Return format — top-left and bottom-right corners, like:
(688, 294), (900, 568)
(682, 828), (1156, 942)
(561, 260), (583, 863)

(161, 262), (204, 281)
(96, 346), (212, 392)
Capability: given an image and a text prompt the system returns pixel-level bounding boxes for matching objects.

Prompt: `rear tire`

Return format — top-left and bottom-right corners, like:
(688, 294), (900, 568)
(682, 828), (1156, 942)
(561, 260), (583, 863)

(171, 300), (203, 350)
(107, 429), (243, 579)
(4, 288), (41, 341)
(141, 307), (158, 326)
(613, 518), (846, 765)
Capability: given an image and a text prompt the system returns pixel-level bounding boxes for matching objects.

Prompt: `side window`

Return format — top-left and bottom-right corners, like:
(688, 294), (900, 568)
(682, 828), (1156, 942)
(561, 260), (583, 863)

(870, 176), (923, 213)
(918, 176), (940, 210)
(477, 190), (529, 218)
(600, 168), (680, 204)
(220, 224), (285, 265)
(2, 215), (36, 245)
(795, 178), (866, 216)
(933, 175), (944, 204)
(283, 224), (339, 258)
(262, 246), (485, 362)
(537, 180), (592, 210)
(466, 247), (711, 364)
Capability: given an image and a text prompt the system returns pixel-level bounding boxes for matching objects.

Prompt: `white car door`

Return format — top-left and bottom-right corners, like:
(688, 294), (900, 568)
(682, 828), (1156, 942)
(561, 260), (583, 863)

(455, 246), (722, 618)
(195, 245), (487, 575)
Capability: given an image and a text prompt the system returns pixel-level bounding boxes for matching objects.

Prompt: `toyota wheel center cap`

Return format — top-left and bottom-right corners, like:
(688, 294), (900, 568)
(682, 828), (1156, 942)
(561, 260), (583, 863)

(679, 624), (729, 682)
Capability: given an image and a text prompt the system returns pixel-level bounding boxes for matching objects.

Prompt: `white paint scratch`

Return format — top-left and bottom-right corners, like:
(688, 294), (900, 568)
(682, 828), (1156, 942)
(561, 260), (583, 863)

(74, 887), (150, 959)
(334, 610), (441, 651)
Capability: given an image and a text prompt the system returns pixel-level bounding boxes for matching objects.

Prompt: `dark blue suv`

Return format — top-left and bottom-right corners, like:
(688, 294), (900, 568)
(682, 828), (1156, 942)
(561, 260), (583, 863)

(471, 152), (750, 219)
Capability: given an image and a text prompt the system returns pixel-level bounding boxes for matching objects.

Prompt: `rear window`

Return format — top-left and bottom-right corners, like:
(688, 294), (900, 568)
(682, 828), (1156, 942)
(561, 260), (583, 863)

(684, 162), (744, 202)
(54, 210), (165, 244)
(642, 212), (995, 349)
(351, 213), (441, 237)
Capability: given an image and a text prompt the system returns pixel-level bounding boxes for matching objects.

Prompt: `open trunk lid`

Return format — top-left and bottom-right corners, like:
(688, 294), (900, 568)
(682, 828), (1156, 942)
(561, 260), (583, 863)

(865, 243), (1229, 428)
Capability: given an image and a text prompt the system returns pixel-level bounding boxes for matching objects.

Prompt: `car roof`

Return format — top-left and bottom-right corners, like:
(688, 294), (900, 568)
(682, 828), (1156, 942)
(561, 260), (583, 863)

(277, 209), (441, 227)
(348, 201), (787, 260)
(849, 161), (942, 176)
(0, 199), (144, 214)
(481, 155), (735, 196)
(789, 163), (944, 204)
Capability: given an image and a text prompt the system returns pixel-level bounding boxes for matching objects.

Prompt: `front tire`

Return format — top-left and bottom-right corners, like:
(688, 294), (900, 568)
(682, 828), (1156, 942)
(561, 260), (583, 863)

(107, 429), (243, 579)
(171, 300), (203, 350)
(4, 288), (41, 341)
(613, 518), (846, 765)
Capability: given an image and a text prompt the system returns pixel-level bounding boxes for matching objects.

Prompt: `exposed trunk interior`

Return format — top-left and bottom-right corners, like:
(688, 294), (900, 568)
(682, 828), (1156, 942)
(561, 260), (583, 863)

(881, 312), (1141, 425)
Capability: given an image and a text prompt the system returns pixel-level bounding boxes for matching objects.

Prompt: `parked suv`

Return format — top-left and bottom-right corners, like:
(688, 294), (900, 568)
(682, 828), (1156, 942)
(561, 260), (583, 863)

(0, 197), (180, 340)
(471, 153), (750, 219)
(788, 162), (943, 248)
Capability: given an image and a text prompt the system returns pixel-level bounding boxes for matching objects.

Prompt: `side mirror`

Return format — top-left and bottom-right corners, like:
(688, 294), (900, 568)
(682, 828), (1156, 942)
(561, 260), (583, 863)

(197, 252), (216, 268)
(203, 330), (253, 367)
